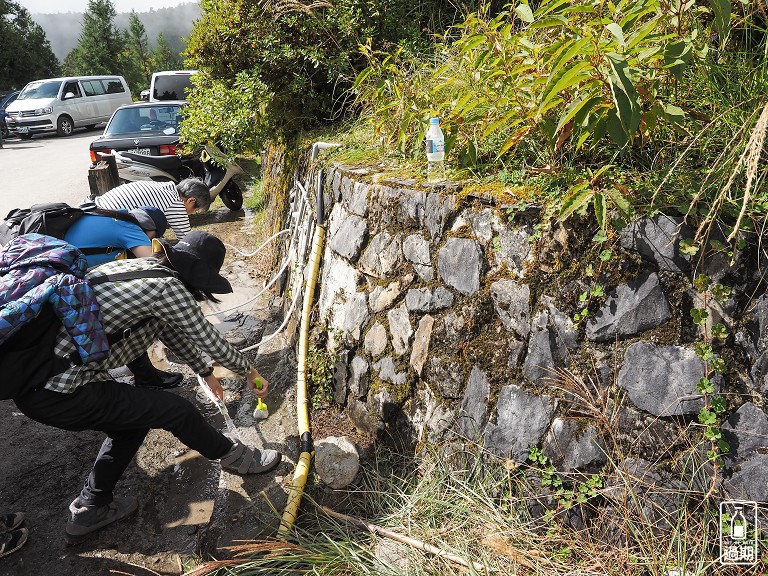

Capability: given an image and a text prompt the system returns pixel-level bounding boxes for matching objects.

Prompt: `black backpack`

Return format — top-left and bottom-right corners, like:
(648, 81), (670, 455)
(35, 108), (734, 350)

(0, 203), (141, 255)
(0, 267), (174, 400)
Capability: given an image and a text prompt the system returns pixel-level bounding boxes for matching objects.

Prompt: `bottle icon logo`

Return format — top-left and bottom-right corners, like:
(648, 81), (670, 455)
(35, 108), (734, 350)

(731, 505), (747, 540)
(720, 500), (758, 565)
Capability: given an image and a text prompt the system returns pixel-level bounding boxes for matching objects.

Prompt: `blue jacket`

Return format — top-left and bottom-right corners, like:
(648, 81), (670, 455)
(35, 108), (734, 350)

(0, 234), (109, 363)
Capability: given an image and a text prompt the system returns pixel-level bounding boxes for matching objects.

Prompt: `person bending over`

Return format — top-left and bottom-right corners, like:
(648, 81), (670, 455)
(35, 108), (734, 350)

(91, 179), (210, 239)
(11, 231), (280, 542)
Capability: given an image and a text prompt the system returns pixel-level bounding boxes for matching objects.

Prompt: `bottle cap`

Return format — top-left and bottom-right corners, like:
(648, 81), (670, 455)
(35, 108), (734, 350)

(429, 117), (440, 124)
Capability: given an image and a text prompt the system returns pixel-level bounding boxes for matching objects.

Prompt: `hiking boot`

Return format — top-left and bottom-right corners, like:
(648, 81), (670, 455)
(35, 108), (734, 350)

(220, 442), (281, 475)
(0, 528), (28, 559)
(65, 496), (138, 543)
(0, 512), (24, 533)
(134, 369), (184, 389)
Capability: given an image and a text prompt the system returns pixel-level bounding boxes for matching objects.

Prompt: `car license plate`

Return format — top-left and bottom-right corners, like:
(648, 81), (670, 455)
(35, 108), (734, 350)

(17, 127), (28, 134)
(129, 148), (151, 155)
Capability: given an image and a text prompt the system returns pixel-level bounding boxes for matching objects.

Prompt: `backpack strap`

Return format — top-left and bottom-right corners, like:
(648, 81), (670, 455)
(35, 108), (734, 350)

(67, 268), (176, 358)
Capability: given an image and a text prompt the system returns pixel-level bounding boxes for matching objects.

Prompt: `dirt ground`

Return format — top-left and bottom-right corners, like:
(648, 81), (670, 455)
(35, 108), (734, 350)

(0, 202), (302, 575)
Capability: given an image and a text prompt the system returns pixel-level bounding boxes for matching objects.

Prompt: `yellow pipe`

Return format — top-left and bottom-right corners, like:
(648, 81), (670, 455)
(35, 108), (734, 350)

(280, 222), (325, 535)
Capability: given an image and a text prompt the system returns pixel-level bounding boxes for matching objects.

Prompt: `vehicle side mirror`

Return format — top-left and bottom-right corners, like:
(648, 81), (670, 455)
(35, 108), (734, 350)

(63, 92), (76, 99)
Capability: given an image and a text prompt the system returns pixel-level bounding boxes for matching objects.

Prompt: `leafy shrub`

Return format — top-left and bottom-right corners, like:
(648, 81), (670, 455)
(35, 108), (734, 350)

(182, 0), (493, 154)
(354, 0), (723, 169)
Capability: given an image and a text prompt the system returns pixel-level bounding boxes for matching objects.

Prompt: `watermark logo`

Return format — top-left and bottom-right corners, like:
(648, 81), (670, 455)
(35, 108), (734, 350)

(720, 500), (758, 566)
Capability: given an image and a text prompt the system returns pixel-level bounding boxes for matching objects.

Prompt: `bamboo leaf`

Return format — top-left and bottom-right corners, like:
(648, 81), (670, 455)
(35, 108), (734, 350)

(548, 37), (593, 80)
(708, 0), (731, 39)
(515, 2), (535, 23)
(482, 113), (521, 137)
(556, 95), (604, 131)
(664, 39), (693, 80)
(594, 191), (607, 230)
(606, 52), (641, 137)
(606, 23), (625, 47)
(538, 60), (594, 116)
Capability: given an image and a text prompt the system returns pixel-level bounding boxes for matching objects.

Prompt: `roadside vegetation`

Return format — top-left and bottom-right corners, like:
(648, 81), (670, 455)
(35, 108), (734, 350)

(177, 0), (768, 574)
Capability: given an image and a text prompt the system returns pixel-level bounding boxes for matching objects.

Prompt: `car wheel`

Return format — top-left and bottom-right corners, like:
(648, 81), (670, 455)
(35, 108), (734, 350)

(219, 181), (243, 211)
(56, 116), (74, 137)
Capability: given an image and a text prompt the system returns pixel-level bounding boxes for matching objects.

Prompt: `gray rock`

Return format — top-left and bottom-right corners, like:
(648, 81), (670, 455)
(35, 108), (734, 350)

(457, 366), (490, 440)
(318, 251), (359, 319)
(415, 388), (455, 443)
(348, 355), (370, 398)
(403, 234), (431, 265)
(330, 214), (368, 261)
(494, 225), (534, 276)
(617, 342), (714, 416)
(443, 312), (465, 344)
(348, 398), (383, 435)
(315, 436), (360, 489)
(490, 279), (531, 338)
(619, 214), (693, 273)
(328, 291), (370, 343)
(363, 323), (388, 357)
(332, 351), (350, 404)
(427, 356), (464, 399)
(425, 192), (456, 239)
(484, 385), (555, 461)
(359, 231), (403, 278)
(348, 181), (370, 217)
(410, 315), (434, 376)
(368, 275), (412, 313)
(751, 351), (768, 394)
(722, 402), (768, 463)
(724, 454), (768, 503)
(603, 458), (680, 533)
(405, 287), (454, 313)
(374, 540), (413, 573)
(586, 272), (672, 341)
(387, 304), (413, 356)
(373, 357), (407, 387)
(454, 207), (494, 242)
(437, 238), (482, 295)
(751, 294), (768, 353)
(372, 386), (398, 421)
(398, 190), (428, 228)
(523, 300), (578, 383)
(542, 418), (607, 472)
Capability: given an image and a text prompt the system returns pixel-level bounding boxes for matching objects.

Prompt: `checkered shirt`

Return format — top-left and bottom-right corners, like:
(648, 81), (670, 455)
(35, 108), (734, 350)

(45, 258), (252, 393)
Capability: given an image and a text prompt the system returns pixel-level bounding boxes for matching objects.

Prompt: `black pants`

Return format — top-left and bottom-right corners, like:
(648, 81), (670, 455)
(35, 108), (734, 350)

(15, 380), (233, 507)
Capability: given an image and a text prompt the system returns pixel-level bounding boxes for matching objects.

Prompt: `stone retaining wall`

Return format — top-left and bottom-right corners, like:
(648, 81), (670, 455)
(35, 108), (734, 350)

(281, 159), (768, 503)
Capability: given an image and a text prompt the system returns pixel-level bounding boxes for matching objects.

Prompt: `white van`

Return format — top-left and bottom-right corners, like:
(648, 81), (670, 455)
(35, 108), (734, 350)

(149, 70), (197, 103)
(5, 75), (132, 139)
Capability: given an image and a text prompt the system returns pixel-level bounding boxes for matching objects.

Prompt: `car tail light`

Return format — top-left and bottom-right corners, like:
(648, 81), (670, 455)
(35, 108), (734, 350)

(159, 144), (177, 156)
(90, 149), (113, 163)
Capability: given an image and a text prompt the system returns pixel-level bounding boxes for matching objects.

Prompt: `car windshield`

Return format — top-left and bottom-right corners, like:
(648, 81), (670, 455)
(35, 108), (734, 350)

(104, 105), (183, 137)
(18, 81), (61, 100)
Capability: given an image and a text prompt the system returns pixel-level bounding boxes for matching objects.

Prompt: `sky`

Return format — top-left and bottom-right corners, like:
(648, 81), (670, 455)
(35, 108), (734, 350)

(16, 0), (194, 13)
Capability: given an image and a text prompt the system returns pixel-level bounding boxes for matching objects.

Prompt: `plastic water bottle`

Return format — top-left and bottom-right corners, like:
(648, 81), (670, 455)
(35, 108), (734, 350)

(425, 117), (445, 183)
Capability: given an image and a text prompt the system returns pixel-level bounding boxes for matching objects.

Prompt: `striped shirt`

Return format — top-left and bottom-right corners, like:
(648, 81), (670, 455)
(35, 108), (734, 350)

(46, 258), (252, 393)
(93, 181), (191, 239)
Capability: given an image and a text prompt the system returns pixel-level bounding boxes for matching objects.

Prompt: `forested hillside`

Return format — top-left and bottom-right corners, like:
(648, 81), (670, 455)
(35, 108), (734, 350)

(30, 2), (200, 61)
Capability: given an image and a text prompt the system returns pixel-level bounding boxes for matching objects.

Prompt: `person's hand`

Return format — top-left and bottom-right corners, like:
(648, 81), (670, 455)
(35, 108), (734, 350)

(247, 368), (270, 398)
(202, 373), (225, 401)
